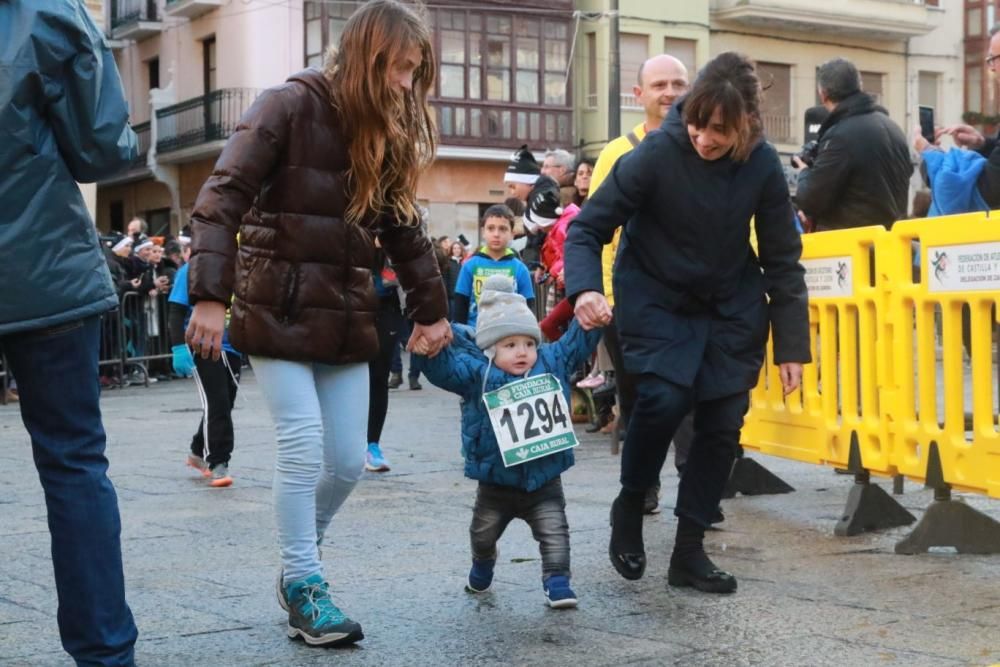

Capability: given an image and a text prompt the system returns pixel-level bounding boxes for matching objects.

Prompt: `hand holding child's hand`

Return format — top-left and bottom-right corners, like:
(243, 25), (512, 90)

(574, 291), (612, 330)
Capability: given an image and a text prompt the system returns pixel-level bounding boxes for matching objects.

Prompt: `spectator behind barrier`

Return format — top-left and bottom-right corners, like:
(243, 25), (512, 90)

(793, 58), (913, 231)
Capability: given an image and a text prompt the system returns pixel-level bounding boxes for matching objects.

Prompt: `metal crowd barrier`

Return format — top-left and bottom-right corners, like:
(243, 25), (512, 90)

(98, 291), (173, 388)
(740, 213), (1000, 554)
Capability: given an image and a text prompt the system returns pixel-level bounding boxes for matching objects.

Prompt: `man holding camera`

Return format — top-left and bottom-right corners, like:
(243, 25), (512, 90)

(793, 58), (912, 231)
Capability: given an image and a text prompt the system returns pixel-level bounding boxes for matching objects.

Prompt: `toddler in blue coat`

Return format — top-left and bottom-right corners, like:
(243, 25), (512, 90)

(417, 274), (602, 608)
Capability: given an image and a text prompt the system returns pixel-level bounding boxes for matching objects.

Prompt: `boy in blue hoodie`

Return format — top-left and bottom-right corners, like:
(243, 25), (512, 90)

(417, 275), (602, 608)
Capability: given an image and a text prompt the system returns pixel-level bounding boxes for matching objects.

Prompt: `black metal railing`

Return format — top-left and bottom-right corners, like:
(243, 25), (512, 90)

(431, 99), (573, 149)
(156, 88), (261, 154)
(110, 0), (159, 30)
(132, 121), (151, 167)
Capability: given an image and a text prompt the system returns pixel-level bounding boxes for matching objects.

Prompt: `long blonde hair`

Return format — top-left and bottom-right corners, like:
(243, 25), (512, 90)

(325, 0), (437, 226)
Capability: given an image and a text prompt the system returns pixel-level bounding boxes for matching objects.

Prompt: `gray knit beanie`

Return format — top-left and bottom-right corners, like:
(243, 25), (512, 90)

(475, 275), (541, 350)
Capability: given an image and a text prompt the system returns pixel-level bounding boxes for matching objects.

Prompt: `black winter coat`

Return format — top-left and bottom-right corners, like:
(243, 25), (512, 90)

(974, 131), (1000, 207)
(565, 100), (811, 400)
(795, 92), (913, 231)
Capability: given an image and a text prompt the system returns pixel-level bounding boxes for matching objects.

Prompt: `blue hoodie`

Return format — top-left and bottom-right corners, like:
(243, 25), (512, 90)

(417, 320), (601, 491)
(922, 148), (989, 217)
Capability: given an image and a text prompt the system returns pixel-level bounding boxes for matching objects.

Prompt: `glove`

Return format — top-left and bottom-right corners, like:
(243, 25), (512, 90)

(172, 344), (195, 377)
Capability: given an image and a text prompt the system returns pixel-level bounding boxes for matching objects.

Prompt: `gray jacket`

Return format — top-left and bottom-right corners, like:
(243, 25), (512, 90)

(0, 1), (137, 335)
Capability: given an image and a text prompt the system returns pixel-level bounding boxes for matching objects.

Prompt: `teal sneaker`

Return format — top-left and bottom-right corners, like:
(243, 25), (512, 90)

(284, 574), (363, 646)
(364, 443), (390, 472)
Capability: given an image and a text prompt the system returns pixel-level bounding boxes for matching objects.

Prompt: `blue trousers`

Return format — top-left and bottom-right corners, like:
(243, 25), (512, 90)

(2, 316), (137, 666)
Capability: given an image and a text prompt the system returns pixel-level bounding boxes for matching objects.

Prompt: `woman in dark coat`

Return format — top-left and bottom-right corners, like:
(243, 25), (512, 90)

(565, 52), (810, 593)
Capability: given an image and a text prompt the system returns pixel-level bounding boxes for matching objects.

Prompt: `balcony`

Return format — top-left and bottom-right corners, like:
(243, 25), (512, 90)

(432, 100), (573, 150)
(110, 0), (163, 41)
(132, 121), (151, 168)
(164, 0), (223, 20)
(762, 114), (794, 144)
(156, 88), (261, 162)
(710, 0), (939, 41)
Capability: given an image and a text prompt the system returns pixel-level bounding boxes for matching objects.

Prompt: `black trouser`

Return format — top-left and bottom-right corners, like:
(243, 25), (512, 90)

(368, 296), (403, 443)
(190, 350), (241, 466)
(470, 478), (570, 579)
(605, 318), (694, 474)
(621, 374), (748, 528)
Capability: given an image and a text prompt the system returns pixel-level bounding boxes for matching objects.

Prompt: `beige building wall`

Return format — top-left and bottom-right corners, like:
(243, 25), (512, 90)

(574, 0), (710, 156)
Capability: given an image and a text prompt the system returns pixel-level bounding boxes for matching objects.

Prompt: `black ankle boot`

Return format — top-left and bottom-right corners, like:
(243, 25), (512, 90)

(667, 516), (736, 593)
(609, 490), (646, 580)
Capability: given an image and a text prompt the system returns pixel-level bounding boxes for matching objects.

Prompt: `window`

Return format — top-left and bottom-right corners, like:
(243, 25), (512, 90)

(918, 71), (940, 109)
(586, 33), (597, 108)
(440, 12), (467, 98)
(860, 71), (883, 105)
(515, 17), (539, 104)
(664, 38), (696, 76)
(303, 1), (361, 68)
(968, 7), (983, 37)
(486, 15), (511, 102)
(968, 65), (983, 113)
(146, 208), (171, 237)
(147, 57), (159, 92)
(543, 21), (568, 106)
(110, 201), (124, 234)
(757, 62), (792, 142)
(619, 33), (648, 96)
(203, 37), (216, 93)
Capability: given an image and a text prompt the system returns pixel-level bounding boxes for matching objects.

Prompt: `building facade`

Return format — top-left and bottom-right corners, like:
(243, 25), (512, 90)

(572, 0), (711, 157)
(708, 0), (956, 173)
(96, 0), (576, 243)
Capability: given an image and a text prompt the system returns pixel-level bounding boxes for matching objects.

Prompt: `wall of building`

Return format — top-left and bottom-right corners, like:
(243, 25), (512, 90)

(417, 159), (509, 242)
(574, 1), (710, 157)
(96, 179), (173, 234)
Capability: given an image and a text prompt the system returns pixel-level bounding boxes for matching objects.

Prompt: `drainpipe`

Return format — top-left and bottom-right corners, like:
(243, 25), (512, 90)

(608, 0), (620, 139)
(148, 65), (182, 235)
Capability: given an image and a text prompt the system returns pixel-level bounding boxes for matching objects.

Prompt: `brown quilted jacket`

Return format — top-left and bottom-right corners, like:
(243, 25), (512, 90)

(188, 69), (447, 364)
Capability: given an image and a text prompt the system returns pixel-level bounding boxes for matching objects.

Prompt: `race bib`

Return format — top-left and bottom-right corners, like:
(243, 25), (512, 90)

(483, 374), (579, 467)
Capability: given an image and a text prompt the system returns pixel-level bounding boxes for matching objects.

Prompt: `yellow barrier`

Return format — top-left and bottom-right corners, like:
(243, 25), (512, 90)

(742, 213), (1000, 501)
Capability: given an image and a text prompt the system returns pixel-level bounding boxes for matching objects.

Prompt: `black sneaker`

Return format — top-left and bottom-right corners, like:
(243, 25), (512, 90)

(642, 485), (661, 514)
(387, 372), (403, 389)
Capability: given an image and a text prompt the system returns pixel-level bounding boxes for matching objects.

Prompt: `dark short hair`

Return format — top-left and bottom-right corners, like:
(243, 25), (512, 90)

(817, 58), (861, 103)
(990, 23), (1000, 37)
(683, 52), (762, 162)
(481, 204), (514, 228)
(575, 157), (596, 171)
(163, 240), (182, 255)
(502, 197), (525, 217)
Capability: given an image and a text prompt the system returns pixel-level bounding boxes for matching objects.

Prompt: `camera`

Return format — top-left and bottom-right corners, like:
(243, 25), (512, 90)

(791, 140), (819, 168)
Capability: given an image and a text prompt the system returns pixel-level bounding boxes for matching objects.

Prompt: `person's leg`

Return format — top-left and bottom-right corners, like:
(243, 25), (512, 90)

(249, 356), (326, 584)
(523, 478), (571, 579)
(468, 483), (514, 591)
(669, 391), (748, 594)
(367, 302), (400, 445)
(610, 374), (693, 580)
(313, 362), (369, 545)
(2, 317), (137, 666)
(191, 351), (240, 473)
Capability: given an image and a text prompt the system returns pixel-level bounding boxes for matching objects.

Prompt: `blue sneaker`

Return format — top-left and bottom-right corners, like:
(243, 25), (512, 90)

(364, 443), (390, 472)
(465, 558), (495, 593)
(543, 574), (578, 609)
(285, 574), (363, 646)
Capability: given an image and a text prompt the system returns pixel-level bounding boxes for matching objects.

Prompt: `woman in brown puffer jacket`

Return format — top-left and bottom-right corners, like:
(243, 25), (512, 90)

(184, 0), (450, 647)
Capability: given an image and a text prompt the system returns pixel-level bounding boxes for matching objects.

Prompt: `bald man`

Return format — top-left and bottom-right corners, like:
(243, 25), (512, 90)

(589, 54), (689, 515)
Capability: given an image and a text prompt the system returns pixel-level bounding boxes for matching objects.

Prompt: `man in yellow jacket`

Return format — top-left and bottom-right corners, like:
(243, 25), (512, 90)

(592, 54), (688, 514)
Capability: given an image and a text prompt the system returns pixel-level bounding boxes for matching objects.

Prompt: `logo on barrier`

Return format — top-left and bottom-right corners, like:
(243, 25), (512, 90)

(927, 242), (1000, 292)
(802, 256), (853, 298)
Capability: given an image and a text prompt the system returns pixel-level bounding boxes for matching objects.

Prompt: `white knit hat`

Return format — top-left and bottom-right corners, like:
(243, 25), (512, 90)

(475, 275), (541, 350)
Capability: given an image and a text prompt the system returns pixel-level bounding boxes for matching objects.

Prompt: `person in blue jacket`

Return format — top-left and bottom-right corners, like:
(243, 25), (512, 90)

(0, 2), (139, 664)
(566, 52), (810, 594)
(168, 256), (242, 488)
(416, 275), (602, 609)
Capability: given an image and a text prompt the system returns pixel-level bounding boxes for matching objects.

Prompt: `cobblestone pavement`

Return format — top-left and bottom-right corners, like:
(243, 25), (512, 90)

(2, 370), (1000, 666)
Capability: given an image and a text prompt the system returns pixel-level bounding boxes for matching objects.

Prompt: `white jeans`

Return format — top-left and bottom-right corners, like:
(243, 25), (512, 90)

(251, 357), (369, 584)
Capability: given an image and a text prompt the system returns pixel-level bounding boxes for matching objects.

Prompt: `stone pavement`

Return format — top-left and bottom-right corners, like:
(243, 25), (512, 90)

(2, 370), (1000, 667)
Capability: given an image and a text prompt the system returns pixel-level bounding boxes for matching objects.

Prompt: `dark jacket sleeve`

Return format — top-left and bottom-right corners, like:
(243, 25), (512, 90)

(43, 5), (137, 182)
(378, 221), (449, 325)
(564, 138), (657, 301)
(188, 87), (294, 305)
(978, 142), (1000, 208)
(794, 132), (851, 222)
(756, 154), (812, 365)
(167, 303), (188, 347)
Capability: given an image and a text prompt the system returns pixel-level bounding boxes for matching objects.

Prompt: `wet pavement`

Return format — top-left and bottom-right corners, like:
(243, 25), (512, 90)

(2, 368), (1000, 666)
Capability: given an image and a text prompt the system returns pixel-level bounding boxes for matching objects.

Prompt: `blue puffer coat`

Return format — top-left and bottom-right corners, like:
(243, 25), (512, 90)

(0, 1), (137, 335)
(418, 320), (602, 492)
